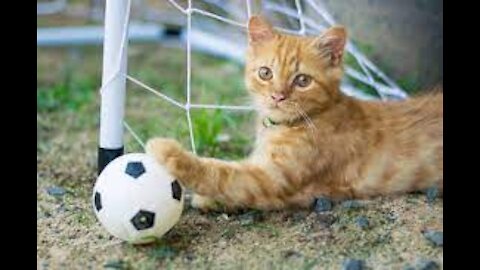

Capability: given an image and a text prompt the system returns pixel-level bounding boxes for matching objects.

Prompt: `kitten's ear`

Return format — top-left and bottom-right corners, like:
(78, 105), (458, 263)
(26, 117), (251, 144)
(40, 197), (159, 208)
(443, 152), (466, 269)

(313, 26), (347, 66)
(248, 15), (276, 44)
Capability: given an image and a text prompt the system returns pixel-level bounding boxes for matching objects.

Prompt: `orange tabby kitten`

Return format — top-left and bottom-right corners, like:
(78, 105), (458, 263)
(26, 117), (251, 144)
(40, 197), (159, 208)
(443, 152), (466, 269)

(146, 16), (443, 212)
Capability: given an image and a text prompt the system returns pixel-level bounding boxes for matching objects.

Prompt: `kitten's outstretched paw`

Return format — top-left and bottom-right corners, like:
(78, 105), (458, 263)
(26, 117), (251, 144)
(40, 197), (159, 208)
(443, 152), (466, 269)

(146, 138), (184, 162)
(145, 138), (191, 179)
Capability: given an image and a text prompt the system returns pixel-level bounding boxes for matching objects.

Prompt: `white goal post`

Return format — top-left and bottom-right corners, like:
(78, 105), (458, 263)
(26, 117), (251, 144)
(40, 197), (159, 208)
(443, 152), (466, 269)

(98, 0), (130, 174)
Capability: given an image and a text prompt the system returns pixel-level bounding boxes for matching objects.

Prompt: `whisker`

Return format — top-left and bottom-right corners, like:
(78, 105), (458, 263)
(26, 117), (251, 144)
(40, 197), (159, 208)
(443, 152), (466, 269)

(294, 106), (315, 133)
(288, 102), (321, 148)
(293, 103), (318, 132)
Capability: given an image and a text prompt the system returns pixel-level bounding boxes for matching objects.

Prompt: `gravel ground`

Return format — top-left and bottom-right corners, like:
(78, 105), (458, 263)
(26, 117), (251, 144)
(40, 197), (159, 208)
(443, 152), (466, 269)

(37, 111), (443, 269)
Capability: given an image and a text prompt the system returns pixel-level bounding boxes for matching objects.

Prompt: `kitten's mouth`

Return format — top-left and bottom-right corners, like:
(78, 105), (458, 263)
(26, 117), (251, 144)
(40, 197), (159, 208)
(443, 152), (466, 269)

(259, 97), (294, 115)
(266, 102), (295, 119)
(268, 102), (293, 112)
(268, 101), (286, 109)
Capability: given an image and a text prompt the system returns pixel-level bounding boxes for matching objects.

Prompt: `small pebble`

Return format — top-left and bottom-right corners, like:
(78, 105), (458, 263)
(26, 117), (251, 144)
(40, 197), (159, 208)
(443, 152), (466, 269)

(103, 260), (125, 269)
(316, 213), (337, 228)
(291, 211), (307, 222)
(313, 197), (333, 212)
(56, 203), (67, 213)
(40, 260), (49, 270)
(217, 240), (227, 249)
(342, 200), (363, 209)
(193, 216), (212, 227)
(184, 251), (196, 262)
(282, 249), (302, 259)
(356, 216), (370, 230)
(422, 230), (443, 247)
(425, 187), (439, 203)
(240, 215), (254, 226)
(46, 186), (66, 197)
(239, 211), (264, 226)
(385, 211), (398, 222)
(416, 259), (440, 270)
(342, 259), (365, 270)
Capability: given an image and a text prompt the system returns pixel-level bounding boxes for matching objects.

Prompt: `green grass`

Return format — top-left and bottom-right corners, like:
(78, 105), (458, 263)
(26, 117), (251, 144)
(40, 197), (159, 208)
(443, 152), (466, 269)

(38, 44), (253, 159)
(397, 75), (422, 93)
(37, 79), (96, 112)
(148, 246), (177, 261)
(245, 223), (281, 238)
(192, 109), (252, 159)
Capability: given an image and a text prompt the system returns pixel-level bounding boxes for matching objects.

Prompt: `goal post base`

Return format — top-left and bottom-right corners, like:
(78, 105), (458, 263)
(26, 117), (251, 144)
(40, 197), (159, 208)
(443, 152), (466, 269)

(98, 147), (124, 175)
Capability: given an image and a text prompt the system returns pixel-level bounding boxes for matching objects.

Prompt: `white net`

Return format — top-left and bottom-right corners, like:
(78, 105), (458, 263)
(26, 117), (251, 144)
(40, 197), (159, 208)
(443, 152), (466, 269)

(99, 0), (409, 154)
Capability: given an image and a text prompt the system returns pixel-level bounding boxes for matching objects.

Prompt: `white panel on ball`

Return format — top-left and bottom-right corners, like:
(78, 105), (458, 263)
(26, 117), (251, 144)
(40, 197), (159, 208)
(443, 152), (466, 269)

(93, 153), (184, 244)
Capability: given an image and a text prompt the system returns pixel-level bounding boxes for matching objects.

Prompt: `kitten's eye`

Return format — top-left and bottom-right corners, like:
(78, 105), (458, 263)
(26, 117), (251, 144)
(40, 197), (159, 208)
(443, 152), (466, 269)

(258, 67), (273, 81)
(294, 74), (312, 88)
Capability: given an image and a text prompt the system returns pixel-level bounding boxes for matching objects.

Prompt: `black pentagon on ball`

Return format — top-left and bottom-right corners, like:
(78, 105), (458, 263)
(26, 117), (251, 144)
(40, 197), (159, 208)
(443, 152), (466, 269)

(171, 180), (182, 201)
(125, 161), (146, 179)
(94, 192), (102, 211)
(130, 210), (155, 230)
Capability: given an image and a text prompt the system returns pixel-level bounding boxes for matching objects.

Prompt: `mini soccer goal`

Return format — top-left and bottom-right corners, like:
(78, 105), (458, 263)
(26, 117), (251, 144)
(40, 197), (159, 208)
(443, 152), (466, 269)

(97, 0), (408, 174)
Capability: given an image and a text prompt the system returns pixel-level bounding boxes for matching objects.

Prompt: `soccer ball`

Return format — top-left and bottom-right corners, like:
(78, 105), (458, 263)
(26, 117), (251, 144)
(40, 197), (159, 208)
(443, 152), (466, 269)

(92, 153), (184, 244)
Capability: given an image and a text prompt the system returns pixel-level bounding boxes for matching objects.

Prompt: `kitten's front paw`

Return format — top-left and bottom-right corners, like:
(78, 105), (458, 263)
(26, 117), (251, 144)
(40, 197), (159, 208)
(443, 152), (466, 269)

(145, 138), (190, 178)
(145, 138), (184, 162)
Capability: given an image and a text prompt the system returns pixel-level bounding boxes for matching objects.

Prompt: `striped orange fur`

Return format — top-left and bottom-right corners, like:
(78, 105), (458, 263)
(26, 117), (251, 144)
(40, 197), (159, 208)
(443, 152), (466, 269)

(146, 16), (443, 212)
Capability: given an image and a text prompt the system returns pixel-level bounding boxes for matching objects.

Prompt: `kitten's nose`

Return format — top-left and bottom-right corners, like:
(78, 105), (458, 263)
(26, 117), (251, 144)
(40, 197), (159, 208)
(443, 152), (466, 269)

(271, 92), (287, 102)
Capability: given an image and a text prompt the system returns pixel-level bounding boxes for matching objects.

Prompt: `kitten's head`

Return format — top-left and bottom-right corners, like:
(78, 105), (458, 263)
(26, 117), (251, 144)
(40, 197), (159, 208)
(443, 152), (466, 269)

(245, 16), (347, 123)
